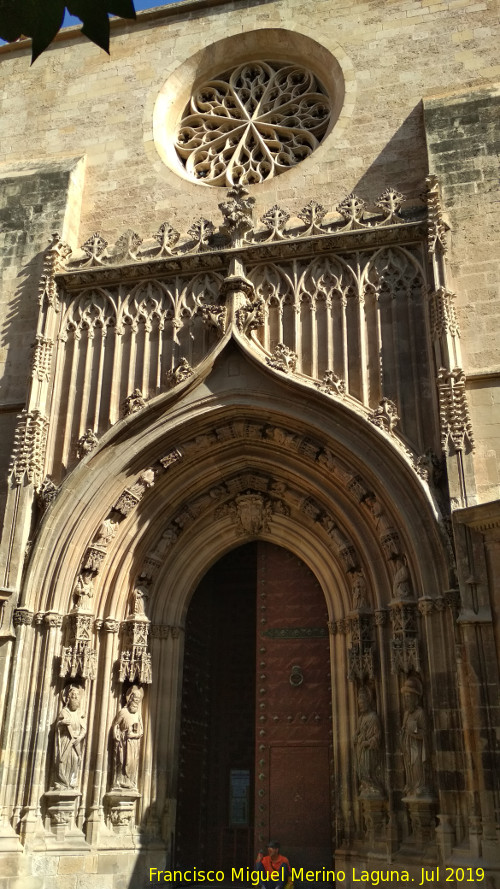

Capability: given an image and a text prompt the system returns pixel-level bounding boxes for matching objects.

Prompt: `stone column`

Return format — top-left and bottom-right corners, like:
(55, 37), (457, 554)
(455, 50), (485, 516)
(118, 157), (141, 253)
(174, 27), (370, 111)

(0, 608), (33, 850)
(19, 612), (63, 846)
(86, 617), (119, 845)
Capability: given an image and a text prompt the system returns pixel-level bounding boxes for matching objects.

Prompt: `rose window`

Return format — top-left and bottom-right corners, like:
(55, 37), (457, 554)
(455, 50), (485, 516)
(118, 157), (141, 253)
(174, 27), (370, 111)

(175, 61), (331, 186)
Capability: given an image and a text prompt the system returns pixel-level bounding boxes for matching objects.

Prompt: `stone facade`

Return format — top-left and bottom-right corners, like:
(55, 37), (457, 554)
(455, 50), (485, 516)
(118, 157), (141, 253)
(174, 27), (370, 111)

(0, 0), (499, 887)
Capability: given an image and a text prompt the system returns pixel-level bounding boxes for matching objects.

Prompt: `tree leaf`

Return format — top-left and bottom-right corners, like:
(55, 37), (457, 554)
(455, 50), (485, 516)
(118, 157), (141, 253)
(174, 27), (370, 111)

(107, 0), (136, 19)
(30, 0), (66, 62)
(0, 0), (137, 60)
(67, 1), (111, 53)
(0, 0), (24, 42)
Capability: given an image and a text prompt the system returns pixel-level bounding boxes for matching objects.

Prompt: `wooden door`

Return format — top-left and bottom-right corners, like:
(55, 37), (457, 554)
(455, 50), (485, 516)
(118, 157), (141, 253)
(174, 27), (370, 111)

(255, 544), (333, 869)
(176, 542), (333, 870)
(176, 545), (256, 869)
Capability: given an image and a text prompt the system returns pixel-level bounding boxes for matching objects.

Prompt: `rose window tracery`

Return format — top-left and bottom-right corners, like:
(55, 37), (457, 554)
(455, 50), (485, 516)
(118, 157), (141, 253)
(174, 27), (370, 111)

(175, 61), (331, 186)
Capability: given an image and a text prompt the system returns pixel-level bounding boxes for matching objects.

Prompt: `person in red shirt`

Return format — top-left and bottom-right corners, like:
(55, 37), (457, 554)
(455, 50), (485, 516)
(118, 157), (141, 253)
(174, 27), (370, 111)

(255, 841), (291, 889)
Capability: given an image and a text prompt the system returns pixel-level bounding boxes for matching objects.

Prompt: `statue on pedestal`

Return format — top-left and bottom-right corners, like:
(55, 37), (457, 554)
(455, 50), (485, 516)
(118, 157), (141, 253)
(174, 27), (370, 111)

(111, 686), (144, 790)
(53, 684), (86, 790)
(354, 685), (384, 798)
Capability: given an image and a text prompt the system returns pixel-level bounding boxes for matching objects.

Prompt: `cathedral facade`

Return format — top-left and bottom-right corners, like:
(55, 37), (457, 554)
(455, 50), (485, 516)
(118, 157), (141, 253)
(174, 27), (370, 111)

(0, 0), (499, 886)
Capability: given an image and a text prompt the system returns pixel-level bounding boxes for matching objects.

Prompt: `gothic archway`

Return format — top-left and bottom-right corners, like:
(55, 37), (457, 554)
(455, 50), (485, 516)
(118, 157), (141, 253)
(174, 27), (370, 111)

(2, 337), (459, 877)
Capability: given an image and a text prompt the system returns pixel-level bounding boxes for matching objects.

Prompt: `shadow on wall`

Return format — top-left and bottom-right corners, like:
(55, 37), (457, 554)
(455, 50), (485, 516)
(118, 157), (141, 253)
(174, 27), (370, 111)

(351, 102), (429, 205)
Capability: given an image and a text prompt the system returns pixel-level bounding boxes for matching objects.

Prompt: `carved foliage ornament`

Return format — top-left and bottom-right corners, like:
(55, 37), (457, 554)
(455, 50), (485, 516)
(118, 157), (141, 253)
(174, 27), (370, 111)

(31, 335), (54, 381)
(369, 398), (400, 433)
(175, 61), (331, 187)
(437, 367), (474, 453)
(10, 410), (49, 488)
(266, 343), (298, 373)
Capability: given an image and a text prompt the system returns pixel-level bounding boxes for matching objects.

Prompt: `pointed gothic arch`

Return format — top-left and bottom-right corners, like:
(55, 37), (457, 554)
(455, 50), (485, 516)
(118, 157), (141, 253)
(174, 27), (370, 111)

(4, 333), (458, 864)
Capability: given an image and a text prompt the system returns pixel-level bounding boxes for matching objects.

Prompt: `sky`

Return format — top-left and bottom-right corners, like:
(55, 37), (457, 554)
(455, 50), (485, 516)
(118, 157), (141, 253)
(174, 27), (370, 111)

(62, 1), (177, 29)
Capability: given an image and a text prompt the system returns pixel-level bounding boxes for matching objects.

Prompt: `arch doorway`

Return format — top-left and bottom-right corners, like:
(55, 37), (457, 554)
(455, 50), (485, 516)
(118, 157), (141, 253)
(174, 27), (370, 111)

(176, 542), (333, 871)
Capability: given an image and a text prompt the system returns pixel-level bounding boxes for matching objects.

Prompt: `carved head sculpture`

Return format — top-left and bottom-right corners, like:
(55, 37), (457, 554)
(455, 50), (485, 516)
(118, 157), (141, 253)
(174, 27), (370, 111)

(401, 675), (422, 711)
(62, 683), (83, 711)
(357, 685), (373, 713)
(125, 685), (144, 714)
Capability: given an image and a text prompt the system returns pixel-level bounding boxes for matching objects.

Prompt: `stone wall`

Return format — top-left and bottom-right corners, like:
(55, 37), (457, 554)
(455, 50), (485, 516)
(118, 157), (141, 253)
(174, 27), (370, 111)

(424, 86), (500, 502)
(0, 0), (498, 507)
(0, 158), (84, 529)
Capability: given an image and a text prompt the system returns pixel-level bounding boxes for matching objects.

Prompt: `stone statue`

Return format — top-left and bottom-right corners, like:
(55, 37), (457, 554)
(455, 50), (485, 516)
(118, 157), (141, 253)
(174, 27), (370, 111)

(354, 686), (384, 797)
(129, 584), (149, 617)
(351, 573), (368, 611)
(111, 686), (144, 790)
(393, 556), (413, 600)
(53, 684), (86, 789)
(94, 518), (117, 548)
(400, 675), (430, 797)
(72, 572), (94, 611)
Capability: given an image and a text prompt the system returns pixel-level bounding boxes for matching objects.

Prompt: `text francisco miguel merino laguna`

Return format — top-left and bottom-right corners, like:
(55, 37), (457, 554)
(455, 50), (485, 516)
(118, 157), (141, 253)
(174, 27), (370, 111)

(149, 866), (485, 885)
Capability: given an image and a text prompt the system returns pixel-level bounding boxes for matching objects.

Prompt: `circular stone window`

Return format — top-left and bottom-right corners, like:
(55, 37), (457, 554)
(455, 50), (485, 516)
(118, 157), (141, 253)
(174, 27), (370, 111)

(174, 60), (331, 187)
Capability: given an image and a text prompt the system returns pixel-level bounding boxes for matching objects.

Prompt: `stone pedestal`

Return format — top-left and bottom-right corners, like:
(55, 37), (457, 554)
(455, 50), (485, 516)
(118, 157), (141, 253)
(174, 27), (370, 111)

(360, 796), (389, 853)
(403, 795), (436, 850)
(104, 789), (141, 835)
(0, 806), (22, 850)
(436, 812), (454, 861)
(43, 790), (87, 848)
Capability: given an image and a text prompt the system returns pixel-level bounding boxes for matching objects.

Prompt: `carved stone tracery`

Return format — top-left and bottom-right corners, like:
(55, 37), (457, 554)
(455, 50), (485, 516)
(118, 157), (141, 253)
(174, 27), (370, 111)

(175, 61), (331, 187)
(118, 585), (152, 685)
(60, 611), (97, 680)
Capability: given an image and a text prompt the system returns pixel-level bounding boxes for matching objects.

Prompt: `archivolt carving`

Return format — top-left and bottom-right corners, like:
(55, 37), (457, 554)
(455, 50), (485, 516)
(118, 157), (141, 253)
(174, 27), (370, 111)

(77, 429), (99, 459)
(216, 491), (289, 536)
(114, 469), (156, 517)
(175, 61), (330, 187)
(139, 419), (426, 590)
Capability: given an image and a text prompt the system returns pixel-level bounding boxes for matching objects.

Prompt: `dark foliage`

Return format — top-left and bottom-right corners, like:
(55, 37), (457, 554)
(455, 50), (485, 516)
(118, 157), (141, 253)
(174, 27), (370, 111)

(0, 0), (136, 62)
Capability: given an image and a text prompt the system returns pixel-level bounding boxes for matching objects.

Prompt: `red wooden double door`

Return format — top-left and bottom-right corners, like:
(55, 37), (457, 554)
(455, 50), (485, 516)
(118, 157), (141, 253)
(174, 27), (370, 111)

(176, 542), (333, 872)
